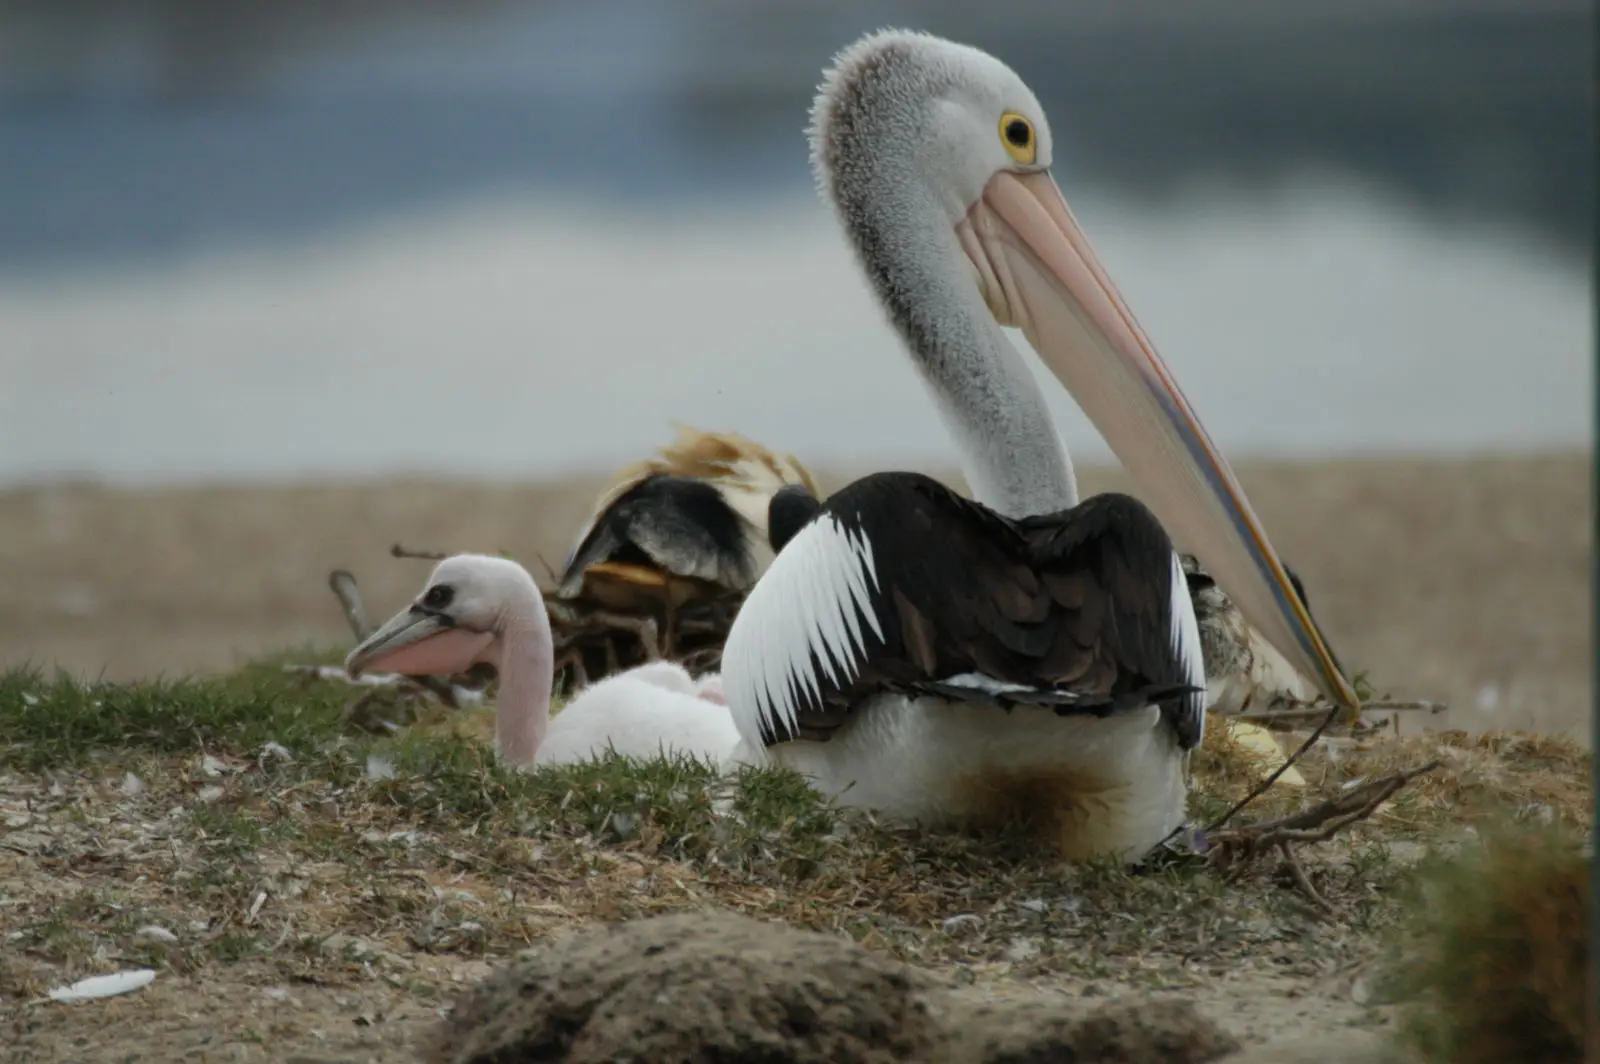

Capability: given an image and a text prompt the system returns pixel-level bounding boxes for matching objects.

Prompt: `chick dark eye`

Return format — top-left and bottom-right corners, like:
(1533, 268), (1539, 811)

(422, 585), (453, 609)
(1004, 118), (1031, 148)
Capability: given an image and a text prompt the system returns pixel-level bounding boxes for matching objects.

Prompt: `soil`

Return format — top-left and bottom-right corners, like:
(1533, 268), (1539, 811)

(9, 913), (1392, 1064)
(423, 911), (1242, 1064)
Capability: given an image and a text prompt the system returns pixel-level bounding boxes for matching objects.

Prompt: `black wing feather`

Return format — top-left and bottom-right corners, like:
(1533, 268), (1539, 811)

(559, 474), (753, 594)
(767, 471), (1202, 748)
(768, 483), (824, 552)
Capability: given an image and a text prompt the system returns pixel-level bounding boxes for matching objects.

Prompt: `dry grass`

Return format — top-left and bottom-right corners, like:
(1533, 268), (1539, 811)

(1, 658), (1591, 1061)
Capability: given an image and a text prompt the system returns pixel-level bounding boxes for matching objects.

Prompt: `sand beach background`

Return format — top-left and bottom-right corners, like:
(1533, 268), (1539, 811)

(1, 452), (1588, 744)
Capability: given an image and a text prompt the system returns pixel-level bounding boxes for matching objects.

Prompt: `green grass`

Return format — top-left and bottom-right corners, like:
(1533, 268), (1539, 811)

(0, 660), (965, 887)
(0, 653), (352, 771)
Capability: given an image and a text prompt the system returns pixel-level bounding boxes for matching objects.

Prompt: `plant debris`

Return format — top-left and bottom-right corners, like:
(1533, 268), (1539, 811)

(1204, 761), (1444, 914)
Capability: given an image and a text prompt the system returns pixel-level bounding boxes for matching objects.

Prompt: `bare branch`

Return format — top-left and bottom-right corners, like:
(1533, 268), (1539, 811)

(1207, 760), (1442, 865)
(1278, 842), (1333, 914)
(560, 610), (661, 660)
(1194, 759), (1440, 912)
(531, 552), (560, 585)
(1355, 698), (1448, 714)
(1235, 698), (1447, 723)
(327, 569), (373, 640)
(322, 567), (465, 709)
(390, 543), (448, 561)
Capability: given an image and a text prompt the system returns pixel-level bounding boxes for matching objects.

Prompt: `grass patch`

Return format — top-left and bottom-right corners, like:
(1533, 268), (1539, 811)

(0, 654), (351, 771)
(1384, 824), (1591, 1063)
(0, 654), (1590, 1051)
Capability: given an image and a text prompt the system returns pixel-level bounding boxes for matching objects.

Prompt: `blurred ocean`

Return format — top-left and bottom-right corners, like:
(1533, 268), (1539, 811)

(0, 0), (1588, 485)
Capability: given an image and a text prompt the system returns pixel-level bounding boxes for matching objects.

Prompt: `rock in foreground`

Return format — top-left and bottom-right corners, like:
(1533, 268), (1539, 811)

(424, 911), (1241, 1064)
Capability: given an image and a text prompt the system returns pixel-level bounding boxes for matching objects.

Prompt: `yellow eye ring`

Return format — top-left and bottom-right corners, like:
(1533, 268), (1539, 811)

(999, 112), (1036, 165)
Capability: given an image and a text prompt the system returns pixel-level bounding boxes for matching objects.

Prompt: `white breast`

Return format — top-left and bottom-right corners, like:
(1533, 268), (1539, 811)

(725, 694), (1188, 862)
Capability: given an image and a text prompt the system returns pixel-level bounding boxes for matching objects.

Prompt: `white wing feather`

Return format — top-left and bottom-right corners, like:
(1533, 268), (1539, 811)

(722, 514), (883, 745)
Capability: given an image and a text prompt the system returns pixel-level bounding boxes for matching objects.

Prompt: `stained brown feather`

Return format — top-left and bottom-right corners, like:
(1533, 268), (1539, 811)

(589, 424), (821, 518)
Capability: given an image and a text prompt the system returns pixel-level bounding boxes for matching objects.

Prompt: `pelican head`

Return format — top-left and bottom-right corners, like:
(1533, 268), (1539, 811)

(812, 29), (1358, 714)
(344, 554), (530, 679)
(346, 554), (554, 768)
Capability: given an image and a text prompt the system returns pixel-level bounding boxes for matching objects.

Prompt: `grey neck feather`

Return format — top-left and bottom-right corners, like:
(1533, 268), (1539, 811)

(818, 71), (1078, 519)
(916, 285), (1081, 519)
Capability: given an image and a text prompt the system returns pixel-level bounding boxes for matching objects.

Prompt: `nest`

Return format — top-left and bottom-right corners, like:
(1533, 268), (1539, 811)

(544, 560), (746, 690)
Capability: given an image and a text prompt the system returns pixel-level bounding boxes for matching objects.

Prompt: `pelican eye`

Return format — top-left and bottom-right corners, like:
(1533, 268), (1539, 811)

(999, 112), (1036, 165)
(422, 585), (453, 610)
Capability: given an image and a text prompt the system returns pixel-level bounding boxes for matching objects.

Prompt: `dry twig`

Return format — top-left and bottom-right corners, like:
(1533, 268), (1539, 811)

(1203, 760), (1443, 912)
(530, 552), (559, 585)
(1165, 694), (1444, 913)
(1207, 760), (1443, 859)
(318, 569), (473, 710)
(390, 543), (448, 561)
(327, 569), (373, 639)
(1277, 842), (1332, 914)
(1205, 705), (1342, 834)
(1235, 698), (1448, 724)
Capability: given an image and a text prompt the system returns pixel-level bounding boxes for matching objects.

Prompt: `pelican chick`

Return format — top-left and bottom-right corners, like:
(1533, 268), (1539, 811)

(347, 554), (740, 768)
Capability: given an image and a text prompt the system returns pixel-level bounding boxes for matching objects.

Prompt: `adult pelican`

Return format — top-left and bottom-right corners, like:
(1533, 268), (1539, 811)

(720, 29), (1357, 861)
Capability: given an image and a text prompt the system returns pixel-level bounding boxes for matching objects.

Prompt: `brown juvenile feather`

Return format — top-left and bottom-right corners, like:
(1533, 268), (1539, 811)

(587, 424), (821, 521)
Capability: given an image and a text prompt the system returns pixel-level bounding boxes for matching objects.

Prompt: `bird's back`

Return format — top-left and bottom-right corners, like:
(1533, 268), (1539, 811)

(560, 426), (821, 595)
(540, 672), (742, 766)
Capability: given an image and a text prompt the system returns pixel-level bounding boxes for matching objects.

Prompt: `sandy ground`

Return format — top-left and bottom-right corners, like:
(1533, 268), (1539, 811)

(1, 453), (1589, 743)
